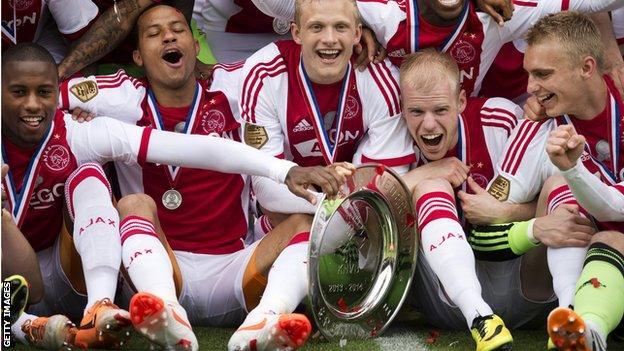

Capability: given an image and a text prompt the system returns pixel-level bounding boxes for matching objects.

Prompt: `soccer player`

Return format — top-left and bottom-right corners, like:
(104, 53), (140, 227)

(398, 49), (559, 351)
(252, 0), (624, 97)
(489, 11), (623, 349)
(544, 125), (624, 351)
(239, 0), (416, 222)
(3, 42), (349, 350)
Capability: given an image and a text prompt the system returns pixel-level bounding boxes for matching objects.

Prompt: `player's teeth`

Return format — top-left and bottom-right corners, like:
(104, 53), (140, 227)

(422, 134), (441, 140)
(319, 50), (339, 55)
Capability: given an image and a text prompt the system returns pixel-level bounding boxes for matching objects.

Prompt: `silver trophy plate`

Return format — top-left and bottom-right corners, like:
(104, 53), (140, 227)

(308, 164), (418, 340)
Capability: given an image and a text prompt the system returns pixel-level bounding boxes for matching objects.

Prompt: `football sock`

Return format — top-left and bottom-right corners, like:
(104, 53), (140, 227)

(120, 216), (178, 304)
(546, 185), (588, 308)
(416, 191), (492, 327)
(242, 232), (309, 326)
(574, 242), (624, 339)
(65, 164), (120, 312)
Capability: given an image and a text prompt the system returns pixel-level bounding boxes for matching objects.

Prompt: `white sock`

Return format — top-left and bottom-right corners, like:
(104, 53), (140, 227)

(547, 246), (587, 307)
(242, 232), (309, 326)
(65, 164), (121, 312)
(11, 312), (38, 345)
(416, 191), (492, 327)
(546, 186), (589, 308)
(120, 216), (178, 304)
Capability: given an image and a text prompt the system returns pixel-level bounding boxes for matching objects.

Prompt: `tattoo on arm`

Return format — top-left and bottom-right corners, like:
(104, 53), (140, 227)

(58, 0), (150, 79)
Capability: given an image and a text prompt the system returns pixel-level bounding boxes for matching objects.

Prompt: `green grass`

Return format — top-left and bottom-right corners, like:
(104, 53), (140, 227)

(10, 323), (624, 350)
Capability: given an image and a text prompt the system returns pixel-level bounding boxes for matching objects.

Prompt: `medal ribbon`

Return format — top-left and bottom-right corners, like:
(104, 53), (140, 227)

(1, 120), (55, 226)
(562, 94), (621, 184)
(146, 83), (202, 185)
(407, 0), (470, 53)
(297, 59), (351, 164)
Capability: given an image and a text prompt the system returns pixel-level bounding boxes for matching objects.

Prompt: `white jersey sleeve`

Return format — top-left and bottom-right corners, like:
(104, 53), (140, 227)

(352, 60), (414, 175)
(48, 0), (98, 38)
(485, 0), (624, 46)
(211, 62), (245, 123)
(488, 119), (558, 203)
(251, 175), (319, 214)
(251, 0), (295, 20)
(239, 43), (287, 158)
(356, 0), (405, 48)
(479, 97), (523, 167)
(59, 70), (146, 124)
(560, 162), (624, 222)
(65, 114), (297, 183)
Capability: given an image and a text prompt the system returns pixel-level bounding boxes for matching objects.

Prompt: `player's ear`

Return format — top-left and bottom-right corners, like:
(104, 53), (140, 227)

(354, 23), (362, 45)
(458, 89), (467, 114)
(133, 49), (144, 67)
(292, 23), (302, 44)
(580, 55), (597, 79)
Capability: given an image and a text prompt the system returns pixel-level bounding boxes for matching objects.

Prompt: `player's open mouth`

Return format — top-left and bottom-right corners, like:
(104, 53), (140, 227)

(162, 49), (183, 66)
(538, 93), (555, 105)
(317, 49), (340, 61)
(20, 116), (44, 128)
(421, 133), (443, 146)
(438, 0), (461, 6)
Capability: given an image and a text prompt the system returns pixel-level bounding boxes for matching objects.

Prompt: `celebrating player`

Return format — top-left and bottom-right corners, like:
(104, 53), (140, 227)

(486, 11), (623, 349)
(239, 0), (415, 224)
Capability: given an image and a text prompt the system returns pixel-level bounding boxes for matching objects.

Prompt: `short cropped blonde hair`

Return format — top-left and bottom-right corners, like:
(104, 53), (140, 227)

(399, 49), (461, 96)
(294, 0), (361, 26)
(525, 11), (605, 72)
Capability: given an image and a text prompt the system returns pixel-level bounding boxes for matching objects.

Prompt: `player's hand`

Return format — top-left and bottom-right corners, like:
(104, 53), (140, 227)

(533, 204), (595, 247)
(546, 125), (585, 171)
(284, 162), (356, 204)
(1, 164), (8, 204)
(476, 0), (513, 26)
(458, 177), (507, 225)
(195, 60), (215, 83)
(429, 157), (470, 188)
(70, 107), (95, 123)
(354, 27), (387, 71)
(523, 95), (549, 121)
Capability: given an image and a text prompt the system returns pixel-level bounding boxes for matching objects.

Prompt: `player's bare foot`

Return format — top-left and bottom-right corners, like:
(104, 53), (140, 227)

(130, 292), (198, 351)
(228, 313), (311, 351)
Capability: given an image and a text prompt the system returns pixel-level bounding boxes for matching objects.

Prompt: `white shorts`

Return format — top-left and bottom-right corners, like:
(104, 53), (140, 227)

(410, 250), (556, 330)
(27, 237), (87, 322)
(121, 241), (261, 327)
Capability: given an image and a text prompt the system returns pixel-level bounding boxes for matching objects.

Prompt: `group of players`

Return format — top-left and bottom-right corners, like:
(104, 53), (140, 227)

(2, 0), (624, 351)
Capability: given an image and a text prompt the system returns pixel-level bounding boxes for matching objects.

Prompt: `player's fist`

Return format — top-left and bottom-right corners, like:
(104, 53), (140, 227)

(546, 125), (585, 171)
(523, 96), (548, 121)
(284, 162), (356, 204)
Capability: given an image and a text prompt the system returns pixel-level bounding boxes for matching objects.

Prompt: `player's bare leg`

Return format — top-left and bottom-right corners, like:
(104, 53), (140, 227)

(117, 194), (198, 351)
(229, 214), (313, 351)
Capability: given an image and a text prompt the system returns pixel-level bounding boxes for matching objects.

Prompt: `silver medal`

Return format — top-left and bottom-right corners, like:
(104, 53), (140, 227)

(162, 189), (182, 210)
(272, 18), (290, 35)
(174, 122), (186, 133)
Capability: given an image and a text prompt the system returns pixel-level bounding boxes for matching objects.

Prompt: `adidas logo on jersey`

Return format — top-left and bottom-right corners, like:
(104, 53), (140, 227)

(293, 119), (313, 132)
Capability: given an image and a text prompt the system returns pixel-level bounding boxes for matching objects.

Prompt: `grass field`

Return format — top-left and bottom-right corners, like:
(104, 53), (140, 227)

(10, 322), (624, 350)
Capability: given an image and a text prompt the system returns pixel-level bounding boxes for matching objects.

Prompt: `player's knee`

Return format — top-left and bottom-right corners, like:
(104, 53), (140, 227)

(590, 231), (624, 254)
(412, 178), (453, 202)
(541, 175), (567, 198)
(116, 193), (157, 219)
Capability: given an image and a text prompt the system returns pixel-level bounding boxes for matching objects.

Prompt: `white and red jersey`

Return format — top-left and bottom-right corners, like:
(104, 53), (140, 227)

(479, 40), (528, 103)
(240, 40), (415, 168)
(193, 0), (290, 62)
(59, 65), (260, 254)
(357, 0), (624, 97)
(494, 76), (624, 231)
(413, 97), (522, 196)
(1, 0), (98, 60)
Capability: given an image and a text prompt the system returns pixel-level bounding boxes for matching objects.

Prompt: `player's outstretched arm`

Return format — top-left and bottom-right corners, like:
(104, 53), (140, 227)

(284, 162), (356, 205)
